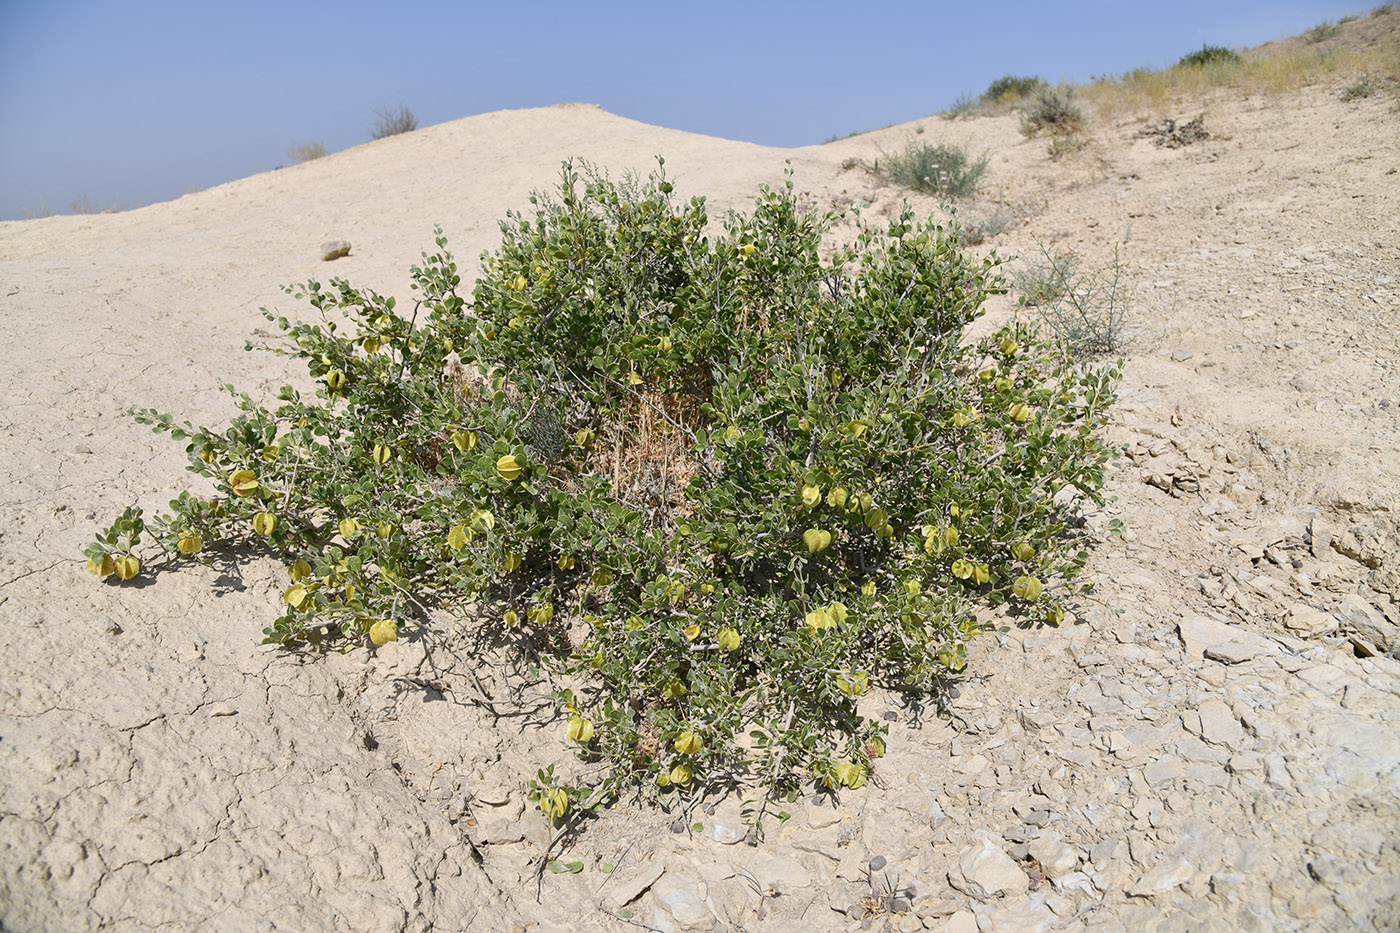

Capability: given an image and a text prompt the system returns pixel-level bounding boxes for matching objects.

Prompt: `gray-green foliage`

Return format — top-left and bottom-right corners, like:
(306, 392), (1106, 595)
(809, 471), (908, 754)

(875, 139), (989, 198)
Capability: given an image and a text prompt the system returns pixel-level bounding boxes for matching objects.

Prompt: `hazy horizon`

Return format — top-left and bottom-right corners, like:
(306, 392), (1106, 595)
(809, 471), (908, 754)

(0, 0), (1377, 221)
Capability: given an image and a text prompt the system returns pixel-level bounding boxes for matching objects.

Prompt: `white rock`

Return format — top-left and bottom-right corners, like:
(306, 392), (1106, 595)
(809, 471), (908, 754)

(651, 873), (713, 930)
(948, 836), (1029, 898)
(752, 854), (812, 893)
(606, 858), (666, 908)
(944, 909), (979, 933)
(709, 822), (743, 845)
(1127, 857), (1194, 896)
(1028, 832), (1080, 880)
(1195, 699), (1245, 748)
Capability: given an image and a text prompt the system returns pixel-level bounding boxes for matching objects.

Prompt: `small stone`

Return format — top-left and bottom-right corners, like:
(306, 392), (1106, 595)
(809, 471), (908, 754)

(1309, 517), (1334, 559)
(710, 823), (743, 845)
(1029, 833), (1080, 880)
(651, 873), (713, 930)
(944, 910), (979, 933)
(1144, 756), (1184, 785)
(1127, 857), (1194, 896)
(916, 899), (960, 920)
(1337, 594), (1396, 652)
(1285, 604), (1338, 637)
(806, 800), (843, 829)
(948, 835), (1029, 898)
(607, 859), (666, 908)
(1263, 754), (1291, 789)
(1227, 753), (1262, 773)
(1195, 700), (1245, 749)
(320, 239), (352, 261)
(1205, 641), (1257, 664)
(752, 854), (812, 893)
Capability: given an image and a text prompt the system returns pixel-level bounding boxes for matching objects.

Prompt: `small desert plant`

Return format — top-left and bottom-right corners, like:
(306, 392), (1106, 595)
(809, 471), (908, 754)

(1020, 86), (1085, 138)
(955, 205), (1012, 246)
(1177, 44), (1242, 68)
(1016, 242), (1132, 356)
(983, 75), (1047, 103)
(86, 161), (1119, 809)
(1341, 75), (1376, 100)
(1047, 134), (1088, 161)
(942, 92), (977, 118)
(875, 139), (989, 197)
(286, 139), (327, 163)
(370, 104), (418, 140)
(1304, 20), (1343, 44)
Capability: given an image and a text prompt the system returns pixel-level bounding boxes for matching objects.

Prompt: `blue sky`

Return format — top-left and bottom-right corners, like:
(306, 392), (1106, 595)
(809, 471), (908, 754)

(0, 0), (1374, 220)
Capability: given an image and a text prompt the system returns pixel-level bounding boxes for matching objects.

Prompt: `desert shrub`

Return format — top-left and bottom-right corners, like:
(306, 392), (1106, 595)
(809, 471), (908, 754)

(875, 139), (989, 197)
(1019, 86), (1084, 138)
(1341, 75), (1375, 100)
(86, 161), (1120, 806)
(954, 204), (1012, 245)
(286, 139), (327, 163)
(1015, 241), (1132, 356)
(370, 105), (418, 140)
(942, 92), (977, 118)
(1177, 44), (1241, 68)
(983, 75), (1047, 102)
(1304, 20), (1343, 44)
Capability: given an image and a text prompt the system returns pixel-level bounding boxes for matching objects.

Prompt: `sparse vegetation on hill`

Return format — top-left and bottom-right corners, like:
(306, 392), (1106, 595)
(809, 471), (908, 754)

(370, 104), (418, 140)
(874, 139), (988, 197)
(86, 162), (1120, 807)
(286, 139), (327, 163)
(1177, 43), (1242, 68)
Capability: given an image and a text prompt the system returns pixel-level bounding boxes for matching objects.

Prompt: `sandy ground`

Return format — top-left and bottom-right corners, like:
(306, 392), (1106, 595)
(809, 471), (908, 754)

(2, 27), (1398, 933)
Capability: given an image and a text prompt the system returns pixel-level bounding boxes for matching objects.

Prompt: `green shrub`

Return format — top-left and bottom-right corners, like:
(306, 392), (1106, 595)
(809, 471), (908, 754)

(1019, 86), (1084, 138)
(1177, 44), (1241, 68)
(983, 75), (1047, 102)
(86, 161), (1120, 805)
(286, 139), (327, 163)
(1341, 75), (1375, 100)
(1015, 242), (1132, 356)
(370, 105), (418, 140)
(875, 139), (989, 197)
(1304, 20), (1343, 44)
(942, 92), (977, 118)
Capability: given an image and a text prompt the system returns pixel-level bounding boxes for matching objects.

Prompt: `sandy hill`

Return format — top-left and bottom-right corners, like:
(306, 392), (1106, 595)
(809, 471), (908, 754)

(1, 13), (1398, 932)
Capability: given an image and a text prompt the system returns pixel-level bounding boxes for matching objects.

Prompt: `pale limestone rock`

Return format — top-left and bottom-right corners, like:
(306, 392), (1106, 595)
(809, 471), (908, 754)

(949, 834), (1030, 898)
(1128, 857), (1195, 896)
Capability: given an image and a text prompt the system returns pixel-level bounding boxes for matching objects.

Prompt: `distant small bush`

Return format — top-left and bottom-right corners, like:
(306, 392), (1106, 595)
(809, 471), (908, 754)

(1019, 86), (1084, 138)
(370, 105), (418, 140)
(955, 205), (1011, 245)
(875, 139), (989, 198)
(1341, 76), (1376, 100)
(286, 140), (327, 163)
(983, 75), (1047, 102)
(1016, 242), (1132, 356)
(943, 92), (977, 118)
(1304, 20), (1343, 44)
(1047, 134), (1088, 161)
(1177, 44), (1241, 68)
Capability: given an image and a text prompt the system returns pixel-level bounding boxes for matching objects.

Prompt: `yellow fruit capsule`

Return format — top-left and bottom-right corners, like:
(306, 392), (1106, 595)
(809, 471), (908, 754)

(87, 554), (116, 577)
(725, 424), (740, 441)
(253, 512), (277, 536)
(803, 528), (831, 554)
(826, 487), (848, 508)
(953, 407), (979, 427)
(325, 370), (346, 393)
(557, 554), (576, 570)
(566, 716), (594, 744)
(973, 563), (991, 585)
(337, 517), (358, 539)
(261, 444), (281, 462)
(1012, 542), (1036, 561)
(995, 377), (1013, 392)
(1046, 604), (1066, 625)
(832, 760), (868, 789)
(369, 618), (397, 646)
(503, 608), (520, 626)
(290, 559), (312, 582)
(496, 454), (522, 481)
(372, 443), (392, 465)
(861, 581), (877, 597)
(283, 584), (307, 608)
(451, 430), (478, 451)
(1013, 575), (1044, 601)
(540, 787), (568, 820)
(669, 764), (693, 786)
(662, 678), (686, 698)
(828, 601), (850, 624)
(1000, 336), (1019, 355)
(113, 555), (140, 581)
(740, 242), (755, 256)
(510, 273), (528, 292)
(502, 552), (523, 573)
(836, 670), (869, 697)
(627, 370), (643, 386)
(658, 336), (673, 352)
(176, 531), (202, 555)
(377, 522), (394, 538)
(1009, 402), (1033, 422)
(906, 579), (922, 596)
(978, 367), (997, 382)
(229, 469), (259, 497)
(590, 567), (612, 585)
(717, 628), (741, 651)
(624, 616), (643, 631)
(674, 731), (702, 755)
(447, 525), (468, 551)
(575, 428), (595, 446)
(863, 507), (888, 531)
(470, 509), (494, 532)
(800, 484), (821, 508)
(683, 623), (700, 640)
(943, 527), (959, 546)
(951, 559), (975, 580)
(528, 603), (554, 625)
(199, 444), (216, 464)
(804, 607), (833, 632)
